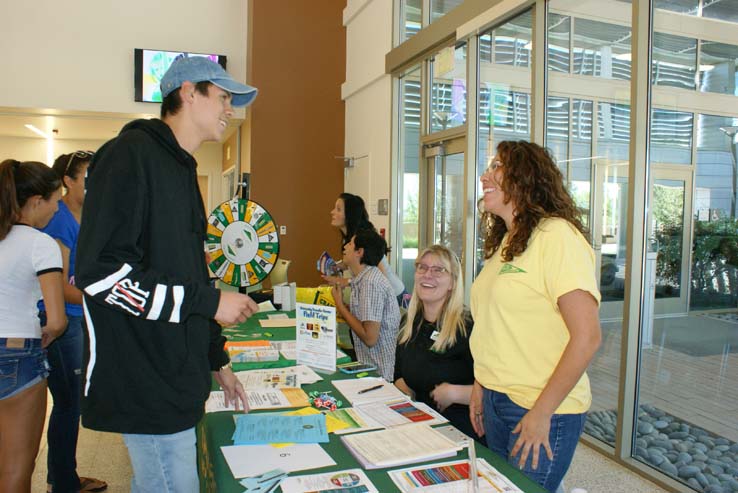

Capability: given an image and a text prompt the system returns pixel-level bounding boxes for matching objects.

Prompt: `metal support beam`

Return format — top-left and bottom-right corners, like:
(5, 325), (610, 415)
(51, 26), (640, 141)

(616, 0), (653, 461)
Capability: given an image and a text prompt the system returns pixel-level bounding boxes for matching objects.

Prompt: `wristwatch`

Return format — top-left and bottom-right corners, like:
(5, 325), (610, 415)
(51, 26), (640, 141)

(219, 361), (232, 372)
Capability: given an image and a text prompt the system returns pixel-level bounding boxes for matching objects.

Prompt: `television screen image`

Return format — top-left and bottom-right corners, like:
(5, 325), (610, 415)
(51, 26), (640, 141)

(134, 49), (227, 103)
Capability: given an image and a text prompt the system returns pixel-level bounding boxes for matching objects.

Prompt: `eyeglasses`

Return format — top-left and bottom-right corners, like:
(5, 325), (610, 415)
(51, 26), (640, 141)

(483, 158), (503, 176)
(415, 263), (449, 277)
(62, 150), (94, 177)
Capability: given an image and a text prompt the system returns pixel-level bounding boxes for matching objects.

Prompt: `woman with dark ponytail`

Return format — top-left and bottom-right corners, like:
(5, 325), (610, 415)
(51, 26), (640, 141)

(0, 159), (66, 492)
(328, 193), (408, 307)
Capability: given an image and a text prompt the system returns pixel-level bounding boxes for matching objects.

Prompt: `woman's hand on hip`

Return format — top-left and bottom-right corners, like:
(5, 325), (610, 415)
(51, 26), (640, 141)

(510, 408), (554, 470)
(469, 380), (485, 437)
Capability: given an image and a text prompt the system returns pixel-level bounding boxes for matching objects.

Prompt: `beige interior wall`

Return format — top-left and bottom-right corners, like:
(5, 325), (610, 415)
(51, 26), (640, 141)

(0, 0), (247, 118)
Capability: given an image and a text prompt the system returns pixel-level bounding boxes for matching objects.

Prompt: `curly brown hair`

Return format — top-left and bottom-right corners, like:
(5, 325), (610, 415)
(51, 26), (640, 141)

(481, 140), (587, 261)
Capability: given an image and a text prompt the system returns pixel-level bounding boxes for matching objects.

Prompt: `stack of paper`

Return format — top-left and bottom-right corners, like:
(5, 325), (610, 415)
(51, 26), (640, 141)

(340, 423), (461, 469)
(331, 377), (407, 406)
(388, 458), (523, 492)
(233, 348), (280, 363)
(226, 341), (279, 363)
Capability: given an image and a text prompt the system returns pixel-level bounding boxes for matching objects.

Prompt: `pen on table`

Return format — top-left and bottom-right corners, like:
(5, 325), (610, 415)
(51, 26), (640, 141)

(357, 384), (384, 394)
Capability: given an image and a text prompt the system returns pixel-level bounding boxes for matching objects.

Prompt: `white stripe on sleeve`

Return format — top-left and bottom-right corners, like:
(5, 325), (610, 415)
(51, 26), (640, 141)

(84, 264), (133, 296)
(146, 284), (167, 320)
(169, 286), (184, 323)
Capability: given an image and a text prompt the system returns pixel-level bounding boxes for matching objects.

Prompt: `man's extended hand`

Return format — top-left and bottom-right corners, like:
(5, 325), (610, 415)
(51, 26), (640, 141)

(213, 365), (249, 412)
(214, 291), (258, 325)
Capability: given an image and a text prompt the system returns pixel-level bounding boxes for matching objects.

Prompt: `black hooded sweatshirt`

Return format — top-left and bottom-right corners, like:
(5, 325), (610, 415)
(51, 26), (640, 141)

(76, 118), (228, 434)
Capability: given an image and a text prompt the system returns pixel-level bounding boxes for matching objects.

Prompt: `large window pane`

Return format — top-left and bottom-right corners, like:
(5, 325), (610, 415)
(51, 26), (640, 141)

(547, 0), (632, 451)
(650, 108), (693, 164)
(573, 18), (631, 80)
(476, 10), (532, 276)
(694, 113), (738, 310)
(430, 0), (463, 23)
(401, 0), (422, 43)
(700, 40), (738, 96)
(615, 0), (699, 15)
(548, 14), (570, 73)
(430, 43), (467, 132)
(652, 32), (696, 90)
(547, 96), (569, 177)
(633, 6), (738, 490)
(703, 0), (738, 23)
(398, 67), (421, 293)
(492, 10), (532, 67)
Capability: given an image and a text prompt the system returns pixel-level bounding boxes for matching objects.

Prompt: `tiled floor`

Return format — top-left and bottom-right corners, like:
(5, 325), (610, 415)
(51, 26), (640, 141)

(30, 393), (669, 493)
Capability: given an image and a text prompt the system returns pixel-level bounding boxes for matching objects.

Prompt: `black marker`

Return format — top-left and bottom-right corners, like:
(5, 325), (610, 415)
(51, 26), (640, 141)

(357, 384), (383, 394)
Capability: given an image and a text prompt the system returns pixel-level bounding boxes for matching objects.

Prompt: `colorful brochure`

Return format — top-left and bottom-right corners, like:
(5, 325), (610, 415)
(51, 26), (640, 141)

(317, 251), (342, 276)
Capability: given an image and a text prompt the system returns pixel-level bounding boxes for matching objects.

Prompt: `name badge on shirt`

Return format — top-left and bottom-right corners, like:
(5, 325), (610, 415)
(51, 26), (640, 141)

(430, 330), (440, 341)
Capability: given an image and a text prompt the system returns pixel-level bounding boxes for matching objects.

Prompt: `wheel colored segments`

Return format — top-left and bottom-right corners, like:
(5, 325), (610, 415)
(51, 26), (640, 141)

(206, 198), (281, 287)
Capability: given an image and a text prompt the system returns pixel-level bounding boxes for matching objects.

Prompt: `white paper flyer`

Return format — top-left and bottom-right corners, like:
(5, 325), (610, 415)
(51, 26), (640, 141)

(295, 303), (337, 373)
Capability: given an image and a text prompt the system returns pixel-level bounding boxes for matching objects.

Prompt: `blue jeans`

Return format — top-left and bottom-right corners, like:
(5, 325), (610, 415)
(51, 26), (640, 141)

(483, 389), (585, 493)
(123, 427), (198, 493)
(0, 337), (48, 400)
(42, 314), (84, 492)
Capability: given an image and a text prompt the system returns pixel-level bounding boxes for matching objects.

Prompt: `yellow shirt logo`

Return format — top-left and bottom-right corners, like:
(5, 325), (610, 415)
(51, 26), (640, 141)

(499, 263), (526, 274)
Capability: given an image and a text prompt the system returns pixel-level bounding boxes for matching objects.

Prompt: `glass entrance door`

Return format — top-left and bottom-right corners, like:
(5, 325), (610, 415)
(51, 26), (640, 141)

(423, 137), (466, 263)
(593, 160), (629, 320)
(592, 161), (693, 320)
(648, 167), (693, 316)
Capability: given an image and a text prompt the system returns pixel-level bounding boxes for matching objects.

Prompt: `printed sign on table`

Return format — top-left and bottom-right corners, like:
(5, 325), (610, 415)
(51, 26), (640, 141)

(296, 303), (337, 373)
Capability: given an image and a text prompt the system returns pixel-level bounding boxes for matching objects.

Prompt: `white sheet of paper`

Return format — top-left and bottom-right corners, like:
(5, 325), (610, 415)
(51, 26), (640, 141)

(340, 423), (460, 469)
(221, 443), (335, 478)
(352, 399), (448, 428)
(258, 301), (277, 312)
(280, 469), (378, 493)
(267, 313), (289, 319)
(331, 377), (407, 406)
(205, 391), (236, 413)
(259, 318), (297, 328)
(235, 365), (322, 389)
(246, 389), (293, 410)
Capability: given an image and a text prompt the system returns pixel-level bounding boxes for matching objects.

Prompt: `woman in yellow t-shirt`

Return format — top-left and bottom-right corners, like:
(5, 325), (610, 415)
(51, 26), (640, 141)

(469, 141), (602, 493)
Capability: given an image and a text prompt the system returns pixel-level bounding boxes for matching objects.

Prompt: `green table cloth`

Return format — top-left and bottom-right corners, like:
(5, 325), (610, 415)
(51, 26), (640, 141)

(197, 311), (546, 493)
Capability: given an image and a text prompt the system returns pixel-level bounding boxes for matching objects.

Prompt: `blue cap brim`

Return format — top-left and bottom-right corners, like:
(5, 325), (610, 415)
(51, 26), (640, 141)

(211, 79), (258, 107)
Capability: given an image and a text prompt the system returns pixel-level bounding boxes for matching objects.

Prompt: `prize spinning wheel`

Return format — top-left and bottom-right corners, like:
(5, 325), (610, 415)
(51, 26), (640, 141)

(205, 198), (280, 287)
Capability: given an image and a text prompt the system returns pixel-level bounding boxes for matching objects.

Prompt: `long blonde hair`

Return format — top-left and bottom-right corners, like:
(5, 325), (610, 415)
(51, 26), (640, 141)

(398, 245), (467, 352)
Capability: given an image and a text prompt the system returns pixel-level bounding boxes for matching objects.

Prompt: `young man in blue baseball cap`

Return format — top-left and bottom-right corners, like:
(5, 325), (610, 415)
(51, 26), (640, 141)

(76, 56), (258, 493)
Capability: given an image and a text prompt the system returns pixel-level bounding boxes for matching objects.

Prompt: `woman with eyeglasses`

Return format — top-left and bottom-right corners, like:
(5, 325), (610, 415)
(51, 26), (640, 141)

(327, 193), (409, 307)
(37, 151), (107, 493)
(394, 245), (483, 443)
(0, 159), (66, 493)
(469, 141), (601, 493)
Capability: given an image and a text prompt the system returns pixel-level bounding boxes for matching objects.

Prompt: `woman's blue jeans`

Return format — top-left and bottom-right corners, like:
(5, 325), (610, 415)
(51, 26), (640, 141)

(483, 388), (585, 493)
(42, 314), (84, 493)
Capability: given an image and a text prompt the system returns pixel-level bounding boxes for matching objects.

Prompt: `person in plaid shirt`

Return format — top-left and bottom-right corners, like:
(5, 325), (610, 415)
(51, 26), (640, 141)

(331, 229), (400, 380)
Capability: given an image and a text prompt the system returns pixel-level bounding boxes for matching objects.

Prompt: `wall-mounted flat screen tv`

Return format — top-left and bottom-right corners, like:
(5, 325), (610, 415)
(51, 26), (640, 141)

(134, 49), (227, 103)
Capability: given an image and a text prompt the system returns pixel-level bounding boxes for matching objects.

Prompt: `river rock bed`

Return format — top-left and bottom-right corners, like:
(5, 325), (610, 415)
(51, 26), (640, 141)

(585, 405), (738, 493)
